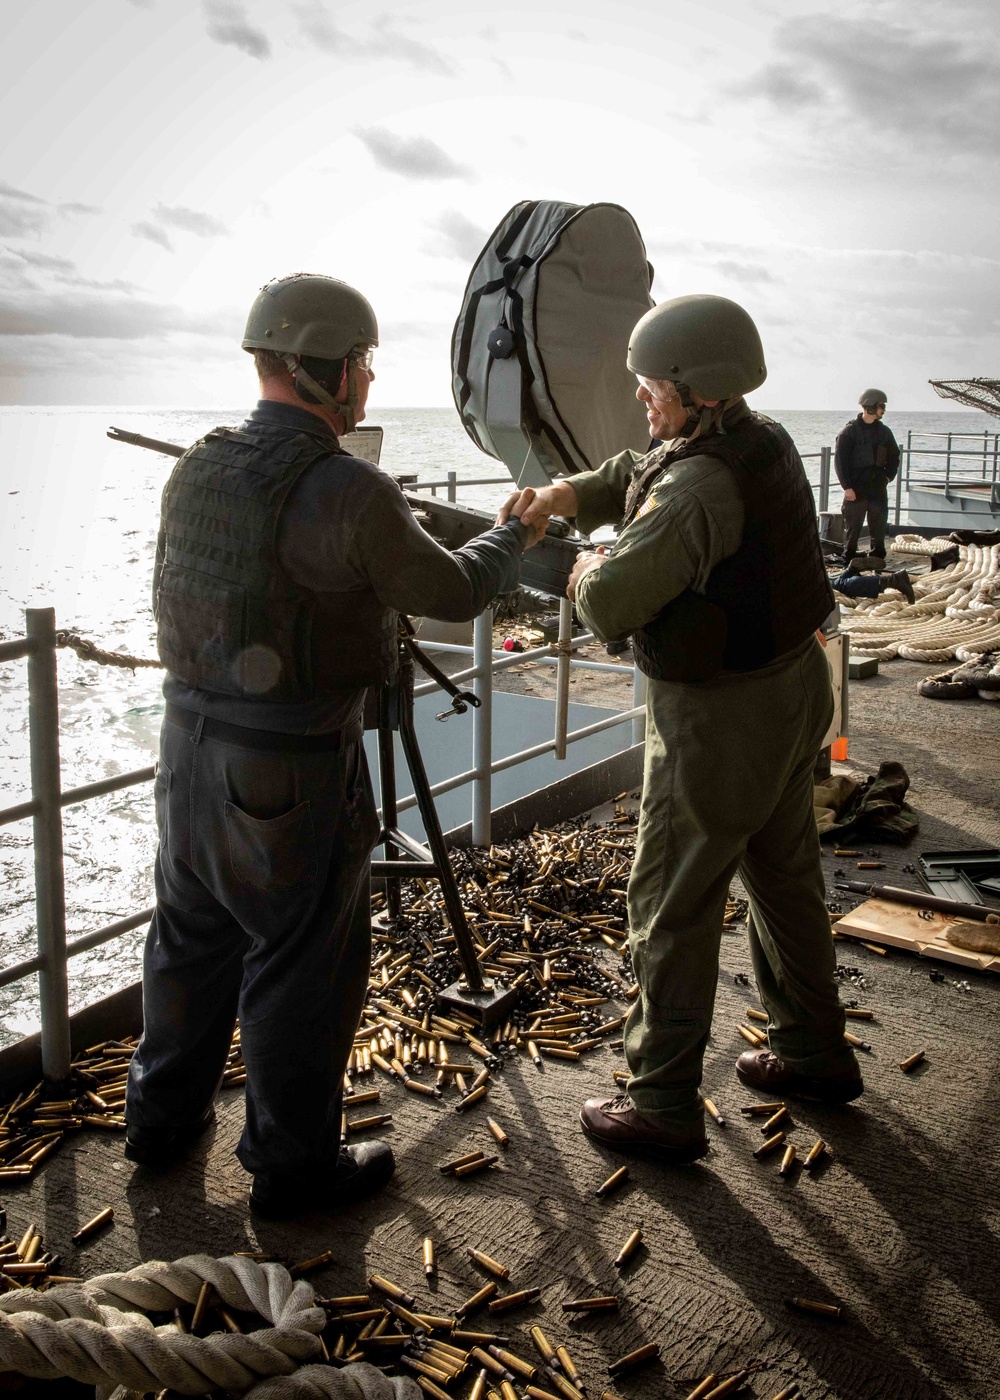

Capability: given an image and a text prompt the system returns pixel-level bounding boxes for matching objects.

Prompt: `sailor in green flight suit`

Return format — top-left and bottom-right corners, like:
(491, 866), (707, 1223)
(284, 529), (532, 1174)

(517, 295), (863, 1161)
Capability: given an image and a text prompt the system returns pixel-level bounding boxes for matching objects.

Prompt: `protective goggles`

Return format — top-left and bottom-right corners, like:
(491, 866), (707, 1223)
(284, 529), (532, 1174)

(351, 347), (375, 371)
(635, 375), (680, 402)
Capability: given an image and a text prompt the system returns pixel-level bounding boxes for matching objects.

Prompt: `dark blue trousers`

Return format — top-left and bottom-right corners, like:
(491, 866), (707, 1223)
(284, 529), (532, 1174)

(125, 713), (378, 1180)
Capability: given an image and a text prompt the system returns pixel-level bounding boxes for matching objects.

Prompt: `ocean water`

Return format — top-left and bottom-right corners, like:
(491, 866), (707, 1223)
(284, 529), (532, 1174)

(0, 403), (994, 1046)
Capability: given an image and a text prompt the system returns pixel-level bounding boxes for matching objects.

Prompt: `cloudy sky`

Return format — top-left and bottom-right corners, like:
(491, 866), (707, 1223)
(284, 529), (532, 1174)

(1, 0), (997, 408)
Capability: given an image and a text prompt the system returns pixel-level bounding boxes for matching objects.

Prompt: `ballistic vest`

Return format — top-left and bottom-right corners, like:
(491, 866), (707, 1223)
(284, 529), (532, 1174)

(626, 414), (834, 683)
(155, 420), (394, 700)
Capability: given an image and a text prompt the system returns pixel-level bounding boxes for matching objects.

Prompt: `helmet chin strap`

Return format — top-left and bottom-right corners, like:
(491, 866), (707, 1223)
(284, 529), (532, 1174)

(676, 386), (739, 444)
(281, 354), (358, 434)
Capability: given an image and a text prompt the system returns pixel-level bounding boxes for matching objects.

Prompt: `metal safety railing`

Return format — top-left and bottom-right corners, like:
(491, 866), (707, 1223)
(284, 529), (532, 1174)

(0, 602), (646, 1081)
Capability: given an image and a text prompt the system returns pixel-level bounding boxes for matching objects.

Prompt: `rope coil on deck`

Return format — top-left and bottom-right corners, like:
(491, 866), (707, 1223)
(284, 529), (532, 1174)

(836, 538), (1000, 661)
(0, 1254), (417, 1399)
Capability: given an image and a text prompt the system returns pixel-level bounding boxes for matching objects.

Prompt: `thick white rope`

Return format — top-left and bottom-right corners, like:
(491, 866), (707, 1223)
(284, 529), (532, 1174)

(837, 538), (1000, 660)
(0, 1254), (418, 1399)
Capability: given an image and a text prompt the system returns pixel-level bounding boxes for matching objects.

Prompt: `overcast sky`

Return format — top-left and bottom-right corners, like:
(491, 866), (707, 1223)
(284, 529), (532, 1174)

(1, 0), (997, 408)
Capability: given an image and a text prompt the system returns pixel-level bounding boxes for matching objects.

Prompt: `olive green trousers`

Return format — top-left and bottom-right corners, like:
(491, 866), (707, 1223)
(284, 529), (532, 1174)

(624, 636), (855, 1130)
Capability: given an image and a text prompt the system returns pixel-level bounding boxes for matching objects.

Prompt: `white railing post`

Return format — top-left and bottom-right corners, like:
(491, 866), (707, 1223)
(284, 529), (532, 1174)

(631, 663), (647, 747)
(554, 596), (572, 759)
(26, 608), (72, 1082)
(471, 608), (493, 846)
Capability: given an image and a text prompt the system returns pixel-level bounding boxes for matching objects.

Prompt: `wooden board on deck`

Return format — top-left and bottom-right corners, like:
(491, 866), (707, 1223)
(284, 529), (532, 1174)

(834, 898), (1000, 974)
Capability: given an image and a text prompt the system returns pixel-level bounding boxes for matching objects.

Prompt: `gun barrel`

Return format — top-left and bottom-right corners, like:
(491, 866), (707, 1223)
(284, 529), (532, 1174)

(107, 426), (185, 458)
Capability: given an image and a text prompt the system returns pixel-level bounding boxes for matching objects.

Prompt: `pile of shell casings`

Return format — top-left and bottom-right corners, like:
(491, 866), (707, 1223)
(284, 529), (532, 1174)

(315, 1261), (602, 1400)
(0, 1211), (94, 1291)
(0, 1031), (246, 1181)
(348, 816), (646, 1146)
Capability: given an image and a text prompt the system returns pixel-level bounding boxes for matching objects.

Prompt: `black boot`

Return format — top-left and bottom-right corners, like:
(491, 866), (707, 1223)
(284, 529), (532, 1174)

(887, 571), (915, 604)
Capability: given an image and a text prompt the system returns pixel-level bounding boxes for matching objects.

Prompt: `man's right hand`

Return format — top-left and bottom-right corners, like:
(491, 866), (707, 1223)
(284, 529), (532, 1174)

(843, 488), (857, 503)
(497, 488), (550, 548)
(511, 480), (579, 531)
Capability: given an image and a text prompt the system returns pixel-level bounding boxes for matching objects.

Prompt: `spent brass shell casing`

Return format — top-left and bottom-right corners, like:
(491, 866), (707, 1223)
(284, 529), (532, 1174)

(745, 1007), (769, 1023)
(609, 1341), (660, 1375)
(453, 1330), (509, 1346)
(347, 1113), (393, 1132)
(457, 1281), (499, 1316)
(500, 1382), (519, 1400)
(441, 1150), (488, 1174)
(527, 1388), (568, 1400)
(290, 1249), (335, 1277)
(468, 1247), (509, 1279)
(322, 1294), (371, 1309)
(489, 1345), (537, 1380)
(370, 1274), (417, 1306)
(487, 1118), (509, 1147)
(423, 1238), (436, 1277)
(191, 1279), (212, 1332)
(803, 1138), (827, 1171)
(600, 1393), (628, 1400)
(779, 1144), (797, 1178)
(703, 1096), (726, 1126)
(614, 1227), (642, 1267)
(416, 1312), (458, 1330)
(786, 1295), (843, 1319)
(471, 1346), (514, 1378)
(529, 1325), (557, 1362)
(738, 1025), (765, 1047)
(761, 1105), (790, 1133)
(404, 1077), (441, 1098)
(900, 1049), (926, 1073)
(843, 1031), (871, 1051)
(844, 1007), (874, 1020)
(334, 1308), (384, 1324)
(71, 1206), (113, 1245)
(456, 1085), (489, 1112)
(740, 1101), (784, 1116)
(415, 1377), (453, 1400)
(469, 1371), (490, 1400)
(702, 1370), (750, 1398)
(555, 1344), (582, 1386)
(595, 1164), (629, 1197)
(344, 1089), (381, 1106)
(488, 1287), (541, 1312)
(754, 1131), (786, 1159)
(470, 1068), (491, 1093)
(404, 1357), (452, 1386)
(683, 1375), (718, 1400)
(768, 1387), (801, 1399)
(562, 1295), (619, 1312)
(454, 1154), (499, 1178)
(527, 1040), (543, 1068)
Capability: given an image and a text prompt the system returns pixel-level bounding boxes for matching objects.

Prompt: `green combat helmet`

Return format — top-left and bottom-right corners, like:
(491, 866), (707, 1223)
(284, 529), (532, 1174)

(859, 388), (888, 408)
(627, 294), (767, 401)
(242, 274), (378, 432)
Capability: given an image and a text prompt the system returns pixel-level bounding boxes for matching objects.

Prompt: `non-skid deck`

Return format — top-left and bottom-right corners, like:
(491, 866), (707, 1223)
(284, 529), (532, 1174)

(4, 658), (1000, 1400)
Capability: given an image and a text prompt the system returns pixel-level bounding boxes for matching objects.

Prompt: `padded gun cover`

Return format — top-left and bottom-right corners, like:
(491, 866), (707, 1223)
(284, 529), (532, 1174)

(451, 200), (654, 488)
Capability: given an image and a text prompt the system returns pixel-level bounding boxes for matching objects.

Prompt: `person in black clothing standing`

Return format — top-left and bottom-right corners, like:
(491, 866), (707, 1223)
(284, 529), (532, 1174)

(833, 388), (900, 566)
(124, 273), (547, 1218)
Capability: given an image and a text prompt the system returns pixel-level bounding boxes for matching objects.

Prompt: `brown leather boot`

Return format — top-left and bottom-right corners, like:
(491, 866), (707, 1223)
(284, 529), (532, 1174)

(579, 1095), (709, 1162)
(736, 1050), (863, 1104)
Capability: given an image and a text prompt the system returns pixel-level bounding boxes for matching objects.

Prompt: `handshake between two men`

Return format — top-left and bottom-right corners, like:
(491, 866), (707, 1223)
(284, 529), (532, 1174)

(495, 480), (606, 602)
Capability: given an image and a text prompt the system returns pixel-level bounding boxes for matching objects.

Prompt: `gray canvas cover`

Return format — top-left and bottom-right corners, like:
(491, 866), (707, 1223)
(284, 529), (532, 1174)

(451, 200), (654, 489)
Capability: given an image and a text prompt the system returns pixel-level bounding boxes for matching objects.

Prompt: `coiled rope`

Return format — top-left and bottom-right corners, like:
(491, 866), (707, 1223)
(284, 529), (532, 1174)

(836, 538), (1000, 661)
(0, 1254), (417, 1399)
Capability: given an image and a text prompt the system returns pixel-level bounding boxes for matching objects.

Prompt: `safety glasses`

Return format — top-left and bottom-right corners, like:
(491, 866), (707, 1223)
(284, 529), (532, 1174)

(351, 347), (375, 372)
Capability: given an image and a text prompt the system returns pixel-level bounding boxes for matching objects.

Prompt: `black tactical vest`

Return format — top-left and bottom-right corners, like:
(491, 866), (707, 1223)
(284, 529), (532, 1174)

(627, 415), (835, 683)
(155, 420), (394, 700)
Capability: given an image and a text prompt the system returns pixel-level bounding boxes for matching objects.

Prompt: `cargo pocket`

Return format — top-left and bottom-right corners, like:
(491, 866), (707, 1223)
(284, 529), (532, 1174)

(153, 759), (172, 851)
(225, 799), (318, 891)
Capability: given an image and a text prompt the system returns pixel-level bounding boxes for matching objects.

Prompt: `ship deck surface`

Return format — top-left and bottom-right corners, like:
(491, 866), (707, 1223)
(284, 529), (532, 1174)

(7, 657), (1000, 1400)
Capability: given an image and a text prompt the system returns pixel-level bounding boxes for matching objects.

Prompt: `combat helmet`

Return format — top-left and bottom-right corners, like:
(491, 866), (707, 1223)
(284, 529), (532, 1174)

(242, 274), (378, 431)
(627, 294), (767, 401)
(859, 388), (888, 408)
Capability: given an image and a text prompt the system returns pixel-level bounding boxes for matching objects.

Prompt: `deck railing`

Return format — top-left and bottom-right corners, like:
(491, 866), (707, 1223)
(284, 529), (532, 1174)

(0, 604), (646, 1081)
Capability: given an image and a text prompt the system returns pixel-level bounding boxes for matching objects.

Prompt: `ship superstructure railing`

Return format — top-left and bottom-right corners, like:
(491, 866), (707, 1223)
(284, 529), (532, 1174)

(0, 604), (646, 1081)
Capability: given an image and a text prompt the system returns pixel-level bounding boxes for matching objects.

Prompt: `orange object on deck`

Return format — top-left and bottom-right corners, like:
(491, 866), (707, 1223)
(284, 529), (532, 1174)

(830, 737), (848, 761)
